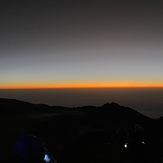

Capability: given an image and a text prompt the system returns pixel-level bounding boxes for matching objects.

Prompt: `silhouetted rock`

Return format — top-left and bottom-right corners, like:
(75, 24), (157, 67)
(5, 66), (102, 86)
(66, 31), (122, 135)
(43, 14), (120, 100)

(0, 98), (163, 163)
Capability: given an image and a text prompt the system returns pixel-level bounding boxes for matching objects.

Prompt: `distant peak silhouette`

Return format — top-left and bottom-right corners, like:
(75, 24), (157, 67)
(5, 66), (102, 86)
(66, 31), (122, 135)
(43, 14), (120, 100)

(102, 102), (121, 108)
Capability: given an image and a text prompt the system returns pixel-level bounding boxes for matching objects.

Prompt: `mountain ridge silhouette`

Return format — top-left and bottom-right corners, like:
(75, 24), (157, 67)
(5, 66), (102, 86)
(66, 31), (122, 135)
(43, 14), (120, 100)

(0, 98), (163, 163)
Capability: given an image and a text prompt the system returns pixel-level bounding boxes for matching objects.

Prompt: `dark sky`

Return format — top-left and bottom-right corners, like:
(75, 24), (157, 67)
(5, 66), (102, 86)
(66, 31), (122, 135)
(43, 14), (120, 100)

(1, 0), (163, 88)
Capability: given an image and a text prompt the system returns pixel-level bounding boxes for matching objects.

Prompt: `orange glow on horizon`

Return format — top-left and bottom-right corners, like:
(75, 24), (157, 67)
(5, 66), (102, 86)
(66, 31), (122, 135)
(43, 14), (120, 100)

(1, 81), (163, 89)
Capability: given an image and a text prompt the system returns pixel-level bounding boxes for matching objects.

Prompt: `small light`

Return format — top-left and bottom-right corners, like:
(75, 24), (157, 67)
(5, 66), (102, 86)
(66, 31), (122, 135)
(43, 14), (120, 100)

(44, 154), (51, 163)
(142, 141), (145, 144)
(124, 143), (128, 149)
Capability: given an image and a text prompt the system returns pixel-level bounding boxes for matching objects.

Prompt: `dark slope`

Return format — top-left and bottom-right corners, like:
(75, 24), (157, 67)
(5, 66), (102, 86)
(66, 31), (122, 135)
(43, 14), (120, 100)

(0, 98), (163, 163)
(0, 98), (55, 115)
(0, 98), (158, 139)
(74, 102), (152, 130)
(0, 98), (153, 139)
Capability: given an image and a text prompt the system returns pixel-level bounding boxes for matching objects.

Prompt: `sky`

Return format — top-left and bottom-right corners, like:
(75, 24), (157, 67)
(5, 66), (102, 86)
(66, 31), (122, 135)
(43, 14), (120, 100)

(1, 0), (163, 89)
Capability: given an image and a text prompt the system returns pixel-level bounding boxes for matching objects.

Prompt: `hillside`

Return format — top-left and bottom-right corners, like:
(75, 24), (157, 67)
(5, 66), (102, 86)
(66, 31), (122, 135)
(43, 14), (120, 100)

(0, 98), (163, 163)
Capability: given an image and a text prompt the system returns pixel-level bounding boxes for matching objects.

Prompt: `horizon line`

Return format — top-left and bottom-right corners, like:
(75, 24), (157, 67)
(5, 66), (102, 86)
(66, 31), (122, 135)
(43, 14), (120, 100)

(1, 81), (163, 89)
(0, 86), (163, 90)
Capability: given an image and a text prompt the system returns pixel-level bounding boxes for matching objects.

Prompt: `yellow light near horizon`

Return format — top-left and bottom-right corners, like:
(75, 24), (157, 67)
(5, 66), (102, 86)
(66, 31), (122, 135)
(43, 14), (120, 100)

(1, 81), (163, 89)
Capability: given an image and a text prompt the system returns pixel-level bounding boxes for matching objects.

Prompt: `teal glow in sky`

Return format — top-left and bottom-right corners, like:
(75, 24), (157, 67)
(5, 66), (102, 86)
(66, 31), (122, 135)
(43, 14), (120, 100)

(1, 0), (163, 88)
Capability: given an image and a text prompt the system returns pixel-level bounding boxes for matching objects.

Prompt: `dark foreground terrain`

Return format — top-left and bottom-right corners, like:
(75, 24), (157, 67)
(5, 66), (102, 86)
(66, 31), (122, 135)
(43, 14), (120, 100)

(0, 98), (163, 163)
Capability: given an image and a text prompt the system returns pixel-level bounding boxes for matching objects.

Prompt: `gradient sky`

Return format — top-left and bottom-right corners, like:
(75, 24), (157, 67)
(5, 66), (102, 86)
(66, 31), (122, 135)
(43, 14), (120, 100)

(1, 0), (163, 88)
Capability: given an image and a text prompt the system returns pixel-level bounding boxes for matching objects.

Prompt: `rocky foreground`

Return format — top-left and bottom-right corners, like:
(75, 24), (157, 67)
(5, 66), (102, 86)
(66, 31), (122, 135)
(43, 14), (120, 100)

(0, 98), (163, 163)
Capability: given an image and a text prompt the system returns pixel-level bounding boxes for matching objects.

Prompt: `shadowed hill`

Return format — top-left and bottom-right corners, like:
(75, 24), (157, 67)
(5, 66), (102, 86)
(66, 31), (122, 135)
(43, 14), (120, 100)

(0, 98), (158, 136)
(0, 98), (153, 134)
(0, 98), (55, 116)
(0, 98), (163, 163)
